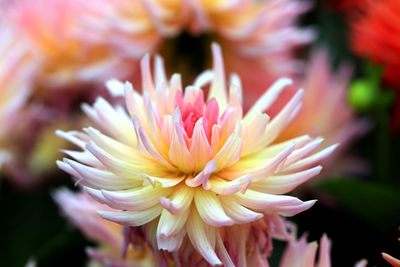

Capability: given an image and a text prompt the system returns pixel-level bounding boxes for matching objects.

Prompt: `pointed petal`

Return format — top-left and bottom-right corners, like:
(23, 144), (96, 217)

(284, 144), (338, 173)
(209, 174), (252, 195)
(250, 166), (322, 194)
(66, 158), (141, 190)
(245, 77), (292, 121)
(208, 43), (227, 109)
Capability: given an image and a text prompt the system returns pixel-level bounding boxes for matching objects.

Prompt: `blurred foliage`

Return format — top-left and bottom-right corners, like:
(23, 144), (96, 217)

(0, 177), (90, 267)
(317, 178), (400, 232)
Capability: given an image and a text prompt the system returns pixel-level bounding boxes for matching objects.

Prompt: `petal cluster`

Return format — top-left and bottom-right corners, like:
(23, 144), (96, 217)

(280, 233), (368, 267)
(54, 189), (155, 266)
(0, 24), (35, 170)
(268, 49), (369, 175)
(58, 44), (336, 265)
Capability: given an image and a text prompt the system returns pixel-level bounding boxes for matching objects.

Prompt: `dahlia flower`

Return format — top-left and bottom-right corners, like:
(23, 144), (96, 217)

(280, 233), (368, 267)
(267, 49), (368, 175)
(2, 0), (140, 88)
(58, 44), (336, 265)
(54, 189), (155, 266)
(0, 24), (34, 170)
(79, 0), (313, 103)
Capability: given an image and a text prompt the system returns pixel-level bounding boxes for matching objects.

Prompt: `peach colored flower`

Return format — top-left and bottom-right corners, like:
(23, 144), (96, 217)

(2, 0), (140, 88)
(189, 0), (315, 107)
(267, 49), (369, 176)
(79, 0), (313, 102)
(57, 44), (336, 265)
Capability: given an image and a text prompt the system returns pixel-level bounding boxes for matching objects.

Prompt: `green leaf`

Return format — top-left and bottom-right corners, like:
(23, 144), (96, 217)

(316, 178), (400, 232)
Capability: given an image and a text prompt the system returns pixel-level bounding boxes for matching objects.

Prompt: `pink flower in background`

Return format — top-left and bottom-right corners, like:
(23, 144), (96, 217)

(192, 0), (315, 108)
(280, 233), (368, 267)
(57, 44), (336, 265)
(0, 24), (35, 172)
(54, 189), (155, 267)
(80, 0), (313, 97)
(266, 49), (369, 176)
(2, 0), (139, 88)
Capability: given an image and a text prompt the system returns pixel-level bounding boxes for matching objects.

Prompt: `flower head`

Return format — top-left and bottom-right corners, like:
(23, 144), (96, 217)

(58, 44), (336, 265)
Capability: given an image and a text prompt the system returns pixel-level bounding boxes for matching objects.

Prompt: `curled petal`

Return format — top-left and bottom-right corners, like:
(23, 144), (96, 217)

(159, 185), (194, 215)
(139, 173), (186, 188)
(66, 158), (141, 190)
(97, 205), (162, 226)
(101, 185), (173, 211)
(186, 161), (217, 189)
(187, 209), (222, 266)
(209, 174), (252, 195)
(157, 208), (189, 252)
(194, 189), (233, 227)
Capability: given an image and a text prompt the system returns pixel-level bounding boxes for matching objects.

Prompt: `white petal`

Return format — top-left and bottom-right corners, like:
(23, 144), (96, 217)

(101, 185), (173, 211)
(220, 196), (263, 224)
(245, 77), (293, 121)
(187, 209), (222, 266)
(194, 189), (233, 227)
(97, 205), (162, 226)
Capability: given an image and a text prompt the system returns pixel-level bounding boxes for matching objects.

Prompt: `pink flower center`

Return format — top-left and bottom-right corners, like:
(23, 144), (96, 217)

(174, 90), (219, 142)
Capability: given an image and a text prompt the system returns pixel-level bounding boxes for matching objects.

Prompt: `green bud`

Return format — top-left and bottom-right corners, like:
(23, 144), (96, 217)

(348, 80), (376, 112)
